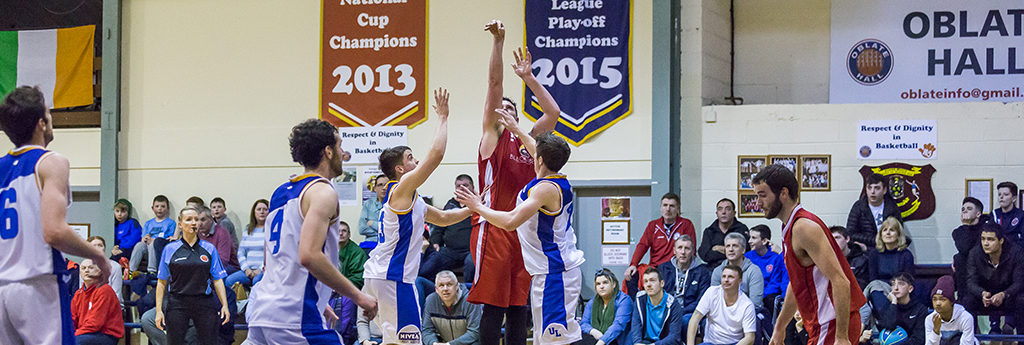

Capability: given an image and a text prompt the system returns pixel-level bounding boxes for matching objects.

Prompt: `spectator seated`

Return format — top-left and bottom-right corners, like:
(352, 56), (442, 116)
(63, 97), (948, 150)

(581, 269), (633, 345)
(686, 265), (756, 345)
(657, 235), (711, 339)
(962, 224), (1024, 336)
(630, 267), (683, 345)
(421, 270), (482, 345)
(869, 273), (929, 345)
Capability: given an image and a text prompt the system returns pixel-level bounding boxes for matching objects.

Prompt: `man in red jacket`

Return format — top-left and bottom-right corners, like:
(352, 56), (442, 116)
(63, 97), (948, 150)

(623, 192), (696, 295)
(72, 259), (125, 345)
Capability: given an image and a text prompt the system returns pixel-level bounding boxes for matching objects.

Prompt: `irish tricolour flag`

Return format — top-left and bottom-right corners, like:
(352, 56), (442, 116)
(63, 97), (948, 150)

(0, 25), (95, 108)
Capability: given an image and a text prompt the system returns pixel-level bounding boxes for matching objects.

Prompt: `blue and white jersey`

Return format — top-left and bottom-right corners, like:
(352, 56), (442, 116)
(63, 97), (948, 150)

(516, 175), (585, 276)
(364, 181), (427, 284)
(246, 174), (341, 329)
(0, 146), (70, 282)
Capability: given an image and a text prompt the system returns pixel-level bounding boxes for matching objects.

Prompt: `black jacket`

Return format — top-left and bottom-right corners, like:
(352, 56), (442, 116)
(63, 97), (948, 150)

(845, 245), (870, 290)
(697, 219), (748, 268)
(429, 198), (472, 253)
(965, 243), (1024, 300)
(656, 259), (711, 315)
(876, 298), (930, 345)
(845, 196), (902, 248)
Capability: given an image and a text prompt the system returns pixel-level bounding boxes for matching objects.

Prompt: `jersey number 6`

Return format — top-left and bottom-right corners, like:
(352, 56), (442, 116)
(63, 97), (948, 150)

(0, 189), (18, 240)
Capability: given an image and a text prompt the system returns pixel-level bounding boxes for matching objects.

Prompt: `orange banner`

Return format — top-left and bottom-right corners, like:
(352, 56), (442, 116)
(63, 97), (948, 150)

(320, 0), (428, 128)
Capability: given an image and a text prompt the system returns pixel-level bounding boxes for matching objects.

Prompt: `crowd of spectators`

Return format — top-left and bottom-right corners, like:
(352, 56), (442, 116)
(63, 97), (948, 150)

(62, 175), (1024, 345)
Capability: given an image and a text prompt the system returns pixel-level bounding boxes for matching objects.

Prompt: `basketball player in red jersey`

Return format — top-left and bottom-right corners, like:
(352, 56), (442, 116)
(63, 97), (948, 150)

(755, 165), (866, 345)
(470, 19), (560, 345)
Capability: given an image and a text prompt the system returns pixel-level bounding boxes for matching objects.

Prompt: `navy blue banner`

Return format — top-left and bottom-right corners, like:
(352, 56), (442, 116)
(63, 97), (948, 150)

(524, 0), (632, 146)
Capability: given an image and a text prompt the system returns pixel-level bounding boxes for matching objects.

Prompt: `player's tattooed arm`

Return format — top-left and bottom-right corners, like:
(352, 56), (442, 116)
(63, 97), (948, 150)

(511, 46), (559, 136)
(424, 204), (471, 227)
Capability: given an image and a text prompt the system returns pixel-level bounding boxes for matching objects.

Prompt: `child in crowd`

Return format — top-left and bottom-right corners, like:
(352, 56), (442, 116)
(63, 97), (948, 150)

(926, 275), (978, 345)
(129, 195), (177, 274)
(110, 199), (142, 263)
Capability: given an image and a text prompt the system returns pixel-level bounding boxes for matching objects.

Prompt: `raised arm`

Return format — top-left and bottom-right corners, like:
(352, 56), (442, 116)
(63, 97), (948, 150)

(495, 107), (537, 157)
(424, 204), (471, 227)
(299, 182), (377, 319)
(794, 219), (853, 341)
(455, 182), (560, 231)
(391, 89), (450, 210)
(38, 153), (110, 282)
(511, 46), (559, 136)
(481, 20), (506, 158)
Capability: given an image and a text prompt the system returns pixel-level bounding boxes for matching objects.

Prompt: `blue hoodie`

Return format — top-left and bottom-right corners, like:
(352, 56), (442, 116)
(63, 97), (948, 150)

(745, 247), (788, 297)
(115, 218), (142, 251)
(581, 290), (633, 345)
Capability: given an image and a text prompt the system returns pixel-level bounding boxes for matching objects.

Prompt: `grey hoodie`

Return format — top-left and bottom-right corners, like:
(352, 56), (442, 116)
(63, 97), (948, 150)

(421, 285), (481, 345)
(710, 257), (765, 307)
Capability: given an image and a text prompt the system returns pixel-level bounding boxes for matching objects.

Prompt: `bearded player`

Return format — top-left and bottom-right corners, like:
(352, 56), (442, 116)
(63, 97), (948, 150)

(757, 165), (865, 345)
(472, 19), (561, 345)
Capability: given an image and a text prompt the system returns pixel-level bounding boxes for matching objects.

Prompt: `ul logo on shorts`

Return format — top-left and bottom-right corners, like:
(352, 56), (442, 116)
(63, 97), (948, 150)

(544, 324), (568, 340)
(847, 39), (893, 86)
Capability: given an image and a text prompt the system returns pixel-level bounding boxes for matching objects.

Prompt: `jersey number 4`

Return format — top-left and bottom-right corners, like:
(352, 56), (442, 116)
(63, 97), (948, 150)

(268, 212), (284, 254)
(0, 189), (17, 239)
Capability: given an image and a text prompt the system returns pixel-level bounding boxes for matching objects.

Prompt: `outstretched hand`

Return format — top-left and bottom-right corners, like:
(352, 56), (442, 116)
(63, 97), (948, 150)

(433, 88), (450, 120)
(494, 107), (519, 130)
(511, 47), (533, 78)
(454, 186), (482, 211)
(484, 20), (505, 40)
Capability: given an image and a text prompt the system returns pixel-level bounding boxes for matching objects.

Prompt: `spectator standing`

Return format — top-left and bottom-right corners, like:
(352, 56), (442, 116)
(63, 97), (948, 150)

(421, 270), (482, 345)
(111, 198), (142, 262)
(926, 276), (978, 345)
(657, 235), (711, 336)
(710, 233), (764, 308)
(846, 173), (902, 252)
(952, 197), (986, 294)
(745, 224), (787, 313)
(360, 175), (388, 242)
(698, 198), (748, 269)
(581, 269), (633, 345)
(197, 206), (239, 274)
(185, 196), (204, 208)
(963, 224), (1024, 335)
(869, 273), (929, 345)
(830, 226), (869, 291)
(625, 193), (697, 295)
(630, 267), (683, 345)
(86, 236), (124, 303)
(686, 265), (757, 345)
(71, 259), (125, 345)
(130, 195), (176, 274)
(993, 181), (1024, 246)
(868, 217), (915, 284)
(225, 199), (268, 289)
(209, 197), (238, 247)
(420, 174), (475, 280)
(154, 207), (231, 345)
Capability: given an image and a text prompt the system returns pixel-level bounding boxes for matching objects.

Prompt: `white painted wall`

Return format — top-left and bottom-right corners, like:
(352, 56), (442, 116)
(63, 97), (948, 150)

(117, 0), (653, 240)
(697, 101), (1024, 264)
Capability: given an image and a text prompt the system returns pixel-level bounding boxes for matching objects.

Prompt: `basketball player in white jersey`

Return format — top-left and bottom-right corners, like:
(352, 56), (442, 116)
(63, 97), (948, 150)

(0, 86), (111, 344)
(455, 125), (585, 345)
(365, 88), (471, 345)
(244, 118), (378, 344)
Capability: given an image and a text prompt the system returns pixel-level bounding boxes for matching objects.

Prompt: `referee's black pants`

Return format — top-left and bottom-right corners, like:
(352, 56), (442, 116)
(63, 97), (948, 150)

(166, 293), (220, 345)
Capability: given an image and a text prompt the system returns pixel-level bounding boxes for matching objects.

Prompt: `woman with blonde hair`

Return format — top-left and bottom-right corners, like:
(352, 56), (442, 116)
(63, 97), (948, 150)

(868, 217), (915, 284)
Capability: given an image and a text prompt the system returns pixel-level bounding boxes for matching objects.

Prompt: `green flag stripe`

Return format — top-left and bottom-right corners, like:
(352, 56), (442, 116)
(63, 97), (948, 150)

(0, 31), (17, 98)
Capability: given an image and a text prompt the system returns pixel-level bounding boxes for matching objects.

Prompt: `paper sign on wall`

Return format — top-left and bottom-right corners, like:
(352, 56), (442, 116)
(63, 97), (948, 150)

(339, 126), (407, 164)
(602, 245), (630, 266)
(857, 120), (936, 160)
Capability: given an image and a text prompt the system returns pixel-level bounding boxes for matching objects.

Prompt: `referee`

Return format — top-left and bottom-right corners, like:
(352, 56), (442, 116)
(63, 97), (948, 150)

(154, 206), (230, 345)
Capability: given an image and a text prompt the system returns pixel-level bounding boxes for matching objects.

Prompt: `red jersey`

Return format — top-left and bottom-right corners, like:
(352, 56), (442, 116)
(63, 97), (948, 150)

(467, 129), (535, 307)
(782, 205), (864, 344)
(629, 217), (696, 267)
(478, 129), (536, 212)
